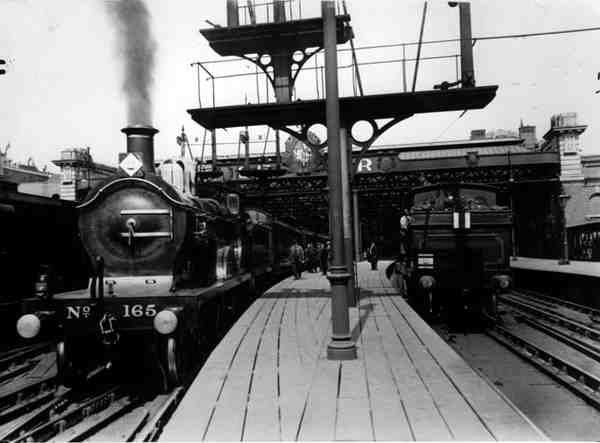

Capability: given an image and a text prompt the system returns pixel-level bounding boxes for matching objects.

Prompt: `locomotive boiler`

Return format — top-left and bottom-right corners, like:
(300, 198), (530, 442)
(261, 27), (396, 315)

(406, 183), (512, 325)
(15, 125), (315, 388)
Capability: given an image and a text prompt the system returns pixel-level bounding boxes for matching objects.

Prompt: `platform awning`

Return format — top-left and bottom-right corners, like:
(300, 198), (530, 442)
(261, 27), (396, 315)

(188, 86), (499, 130)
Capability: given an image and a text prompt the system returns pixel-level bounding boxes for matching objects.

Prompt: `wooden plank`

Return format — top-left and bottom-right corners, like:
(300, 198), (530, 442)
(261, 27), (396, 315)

(358, 301), (414, 441)
(296, 359), (339, 441)
(243, 299), (285, 441)
(373, 297), (454, 441)
(146, 298), (274, 441)
(335, 398), (374, 441)
(387, 295), (547, 441)
(202, 298), (268, 372)
(278, 294), (310, 442)
(378, 295), (494, 440)
(204, 298), (278, 441)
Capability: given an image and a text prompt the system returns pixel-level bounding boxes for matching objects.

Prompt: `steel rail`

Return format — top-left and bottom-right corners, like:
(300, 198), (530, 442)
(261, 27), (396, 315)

(499, 294), (600, 342)
(488, 325), (600, 409)
(0, 360), (39, 385)
(0, 386), (70, 442)
(0, 386), (60, 427)
(0, 342), (53, 373)
(133, 387), (184, 441)
(8, 385), (124, 443)
(514, 313), (600, 362)
(50, 396), (136, 442)
(0, 376), (58, 418)
(513, 289), (600, 319)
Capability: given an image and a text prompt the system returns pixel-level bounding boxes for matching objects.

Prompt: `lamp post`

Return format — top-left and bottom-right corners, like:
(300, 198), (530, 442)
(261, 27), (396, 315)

(323, 0), (356, 361)
(558, 193), (571, 265)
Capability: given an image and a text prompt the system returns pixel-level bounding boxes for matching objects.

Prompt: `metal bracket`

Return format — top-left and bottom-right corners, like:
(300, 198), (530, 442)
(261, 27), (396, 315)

(241, 46), (322, 101)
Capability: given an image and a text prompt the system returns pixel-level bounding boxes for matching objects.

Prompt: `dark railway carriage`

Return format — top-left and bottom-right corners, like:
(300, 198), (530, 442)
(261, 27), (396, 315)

(407, 183), (512, 323)
(0, 181), (89, 349)
(0, 180), (89, 301)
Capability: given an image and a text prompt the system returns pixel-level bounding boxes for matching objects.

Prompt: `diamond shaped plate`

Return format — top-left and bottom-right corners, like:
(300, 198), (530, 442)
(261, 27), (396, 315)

(119, 153), (143, 176)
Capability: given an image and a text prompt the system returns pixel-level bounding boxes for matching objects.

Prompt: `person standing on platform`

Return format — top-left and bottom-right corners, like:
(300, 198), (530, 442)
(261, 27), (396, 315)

(390, 254), (411, 298)
(367, 241), (378, 270)
(400, 208), (413, 255)
(289, 240), (305, 280)
(305, 243), (317, 272)
(320, 241), (330, 275)
(316, 242), (324, 272)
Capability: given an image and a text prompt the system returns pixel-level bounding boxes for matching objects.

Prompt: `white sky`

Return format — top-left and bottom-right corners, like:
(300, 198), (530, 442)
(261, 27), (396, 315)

(1, 0), (600, 172)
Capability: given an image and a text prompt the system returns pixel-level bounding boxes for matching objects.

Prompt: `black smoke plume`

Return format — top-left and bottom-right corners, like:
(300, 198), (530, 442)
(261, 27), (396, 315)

(106, 0), (156, 125)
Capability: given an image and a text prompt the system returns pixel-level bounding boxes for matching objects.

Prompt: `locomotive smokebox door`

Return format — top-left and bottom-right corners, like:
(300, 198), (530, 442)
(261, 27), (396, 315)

(78, 179), (187, 277)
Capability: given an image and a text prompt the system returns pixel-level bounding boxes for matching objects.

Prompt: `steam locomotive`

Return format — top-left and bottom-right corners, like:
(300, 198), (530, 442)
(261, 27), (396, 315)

(15, 125), (323, 388)
(406, 183), (512, 324)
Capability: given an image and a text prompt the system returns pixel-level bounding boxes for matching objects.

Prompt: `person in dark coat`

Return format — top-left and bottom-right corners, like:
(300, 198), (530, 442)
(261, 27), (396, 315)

(289, 240), (304, 280)
(367, 241), (378, 270)
(320, 241), (330, 275)
(305, 243), (317, 272)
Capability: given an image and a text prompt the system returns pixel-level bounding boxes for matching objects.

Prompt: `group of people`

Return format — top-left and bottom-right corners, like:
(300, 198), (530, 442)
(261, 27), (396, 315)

(289, 208), (414, 292)
(289, 240), (331, 280)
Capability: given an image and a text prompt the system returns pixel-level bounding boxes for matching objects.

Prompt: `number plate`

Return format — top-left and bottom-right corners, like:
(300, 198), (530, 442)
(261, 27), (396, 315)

(64, 303), (158, 320)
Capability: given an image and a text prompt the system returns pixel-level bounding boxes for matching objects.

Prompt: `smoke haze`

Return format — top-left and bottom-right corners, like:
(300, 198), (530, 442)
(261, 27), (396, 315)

(106, 0), (156, 125)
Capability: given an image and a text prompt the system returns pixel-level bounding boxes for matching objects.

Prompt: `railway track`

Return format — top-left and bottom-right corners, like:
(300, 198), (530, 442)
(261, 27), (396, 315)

(0, 343), (186, 441)
(488, 290), (600, 409)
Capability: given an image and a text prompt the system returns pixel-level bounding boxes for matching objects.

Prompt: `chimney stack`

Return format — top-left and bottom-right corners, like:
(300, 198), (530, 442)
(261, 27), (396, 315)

(518, 125), (537, 150)
(470, 129), (486, 140)
(121, 125), (159, 173)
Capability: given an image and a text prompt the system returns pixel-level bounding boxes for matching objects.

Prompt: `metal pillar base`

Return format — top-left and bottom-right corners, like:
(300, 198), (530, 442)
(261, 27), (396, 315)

(326, 268), (356, 360)
(558, 259), (570, 265)
(327, 339), (357, 360)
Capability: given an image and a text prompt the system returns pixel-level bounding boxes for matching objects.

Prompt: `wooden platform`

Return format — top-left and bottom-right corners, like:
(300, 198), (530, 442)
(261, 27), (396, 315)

(511, 256), (600, 277)
(160, 262), (546, 441)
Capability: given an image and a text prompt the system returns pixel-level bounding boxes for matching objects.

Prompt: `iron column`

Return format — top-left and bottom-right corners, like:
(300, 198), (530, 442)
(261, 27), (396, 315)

(211, 130), (218, 173)
(340, 128), (356, 307)
(226, 0), (239, 27)
(451, 2), (475, 87)
(353, 189), (361, 262)
(323, 0), (356, 360)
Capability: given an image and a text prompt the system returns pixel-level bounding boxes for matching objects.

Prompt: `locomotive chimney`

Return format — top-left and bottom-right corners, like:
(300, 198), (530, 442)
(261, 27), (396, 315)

(121, 125), (159, 174)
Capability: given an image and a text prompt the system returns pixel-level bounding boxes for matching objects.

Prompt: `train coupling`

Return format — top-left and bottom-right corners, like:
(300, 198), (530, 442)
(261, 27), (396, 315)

(99, 313), (120, 346)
